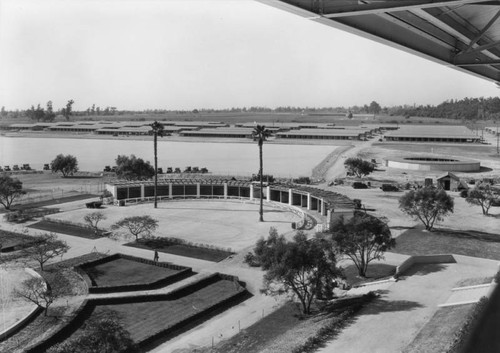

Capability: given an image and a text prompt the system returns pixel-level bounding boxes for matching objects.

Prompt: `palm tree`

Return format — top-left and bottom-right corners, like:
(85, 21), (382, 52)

(149, 121), (165, 208)
(252, 125), (271, 222)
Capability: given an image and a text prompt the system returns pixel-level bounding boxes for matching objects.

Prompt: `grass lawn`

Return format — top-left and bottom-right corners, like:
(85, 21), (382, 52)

(28, 219), (100, 239)
(80, 278), (246, 345)
(343, 263), (396, 286)
(81, 257), (181, 287)
(0, 229), (35, 251)
(14, 193), (97, 210)
(393, 228), (500, 260)
(125, 239), (233, 262)
(403, 304), (475, 353)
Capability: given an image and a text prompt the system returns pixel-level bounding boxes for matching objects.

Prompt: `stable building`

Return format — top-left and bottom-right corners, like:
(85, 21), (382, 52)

(385, 125), (480, 143)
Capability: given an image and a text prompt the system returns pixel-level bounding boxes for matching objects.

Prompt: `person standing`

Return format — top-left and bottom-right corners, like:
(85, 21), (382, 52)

(154, 250), (159, 262)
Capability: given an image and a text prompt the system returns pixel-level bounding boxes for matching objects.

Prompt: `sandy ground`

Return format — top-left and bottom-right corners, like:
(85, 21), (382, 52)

(46, 200), (301, 252)
(0, 267), (37, 335)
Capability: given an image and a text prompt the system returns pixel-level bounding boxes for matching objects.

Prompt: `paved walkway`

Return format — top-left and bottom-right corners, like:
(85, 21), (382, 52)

(317, 255), (499, 353)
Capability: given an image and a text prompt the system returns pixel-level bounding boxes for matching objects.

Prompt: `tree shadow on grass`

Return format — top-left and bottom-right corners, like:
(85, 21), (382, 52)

(401, 263), (449, 277)
(361, 298), (424, 316)
(435, 228), (500, 243)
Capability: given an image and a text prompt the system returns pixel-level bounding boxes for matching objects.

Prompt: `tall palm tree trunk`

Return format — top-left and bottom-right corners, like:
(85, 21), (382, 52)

(154, 132), (158, 209)
(259, 140), (264, 222)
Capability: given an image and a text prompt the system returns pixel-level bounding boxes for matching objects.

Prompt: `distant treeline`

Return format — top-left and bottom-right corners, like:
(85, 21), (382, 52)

(2, 97), (500, 121)
(387, 97), (500, 120)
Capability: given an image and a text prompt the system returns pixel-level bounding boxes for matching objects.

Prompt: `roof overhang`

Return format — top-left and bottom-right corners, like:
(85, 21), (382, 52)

(256, 0), (500, 85)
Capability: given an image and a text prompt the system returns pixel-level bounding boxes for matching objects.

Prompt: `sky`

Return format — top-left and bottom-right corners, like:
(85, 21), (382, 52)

(1, 0), (500, 111)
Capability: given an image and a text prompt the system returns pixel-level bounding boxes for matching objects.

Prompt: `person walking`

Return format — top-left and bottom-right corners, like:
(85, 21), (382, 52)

(154, 250), (159, 262)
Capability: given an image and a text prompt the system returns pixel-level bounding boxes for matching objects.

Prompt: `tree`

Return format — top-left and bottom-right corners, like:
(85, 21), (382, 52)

(252, 125), (271, 222)
(0, 175), (26, 210)
(115, 154), (155, 181)
(83, 212), (107, 235)
(344, 157), (375, 178)
(254, 229), (343, 314)
(111, 215), (158, 241)
(61, 99), (74, 121)
(15, 276), (55, 316)
(399, 188), (454, 231)
(368, 101), (381, 114)
(466, 184), (498, 215)
(51, 154), (78, 177)
(326, 213), (395, 277)
(47, 316), (138, 353)
(149, 121), (166, 208)
(22, 233), (69, 271)
(45, 100), (56, 122)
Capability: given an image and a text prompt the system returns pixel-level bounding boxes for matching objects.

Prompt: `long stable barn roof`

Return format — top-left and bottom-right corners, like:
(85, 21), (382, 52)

(258, 0), (500, 85)
(386, 125), (478, 138)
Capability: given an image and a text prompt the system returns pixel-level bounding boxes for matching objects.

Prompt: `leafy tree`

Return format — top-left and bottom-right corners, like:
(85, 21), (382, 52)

(466, 184), (498, 215)
(252, 125), (271, 222)
(47, 315), (138, 353)
(254, 229), (343, 314)
(51, 154), (78, 177)
(325, 213), (395, 277)
(115, 154), (155, 181)
(399, 188), (454, 231)
(61, 99), (74, 121)
(111, 215), (158, 241)
(22, 233), (69, 271)
(0, 175), (26, 210)
(45, 100), (56, 122)
(149, 121), (166, 208)
(15, 276), (55, 316)
(1, 106), (7, 118)
(344, 157), (375, 178)
(368, 101), (381, 114)
(83, 212), (107, 235)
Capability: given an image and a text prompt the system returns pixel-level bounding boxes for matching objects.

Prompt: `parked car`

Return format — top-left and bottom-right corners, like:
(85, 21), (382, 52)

(352, 182), (368, 189)
(21, 164), (31, 170)
(103, 166), (111, 172)
(4, 166), (11, 172)
(166, 167), (173, 173)
(85, 201), (102, 209)
(43, 164), (50, 170)
(12, 165), (19, 171)
(381, 184), (399, 192)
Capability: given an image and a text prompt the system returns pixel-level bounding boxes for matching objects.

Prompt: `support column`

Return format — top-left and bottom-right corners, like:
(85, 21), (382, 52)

(140, 184), (145, 200)
(197, 183), (201, 199)
(307, 193), (311, 211)
(326, 209), (332, 230)
(169, 183), (173, 199)
(288, 189), (293, 206)
(250, 184), (254, 201)
(266, 186), (271, 202)
(224, 183), (228, 200)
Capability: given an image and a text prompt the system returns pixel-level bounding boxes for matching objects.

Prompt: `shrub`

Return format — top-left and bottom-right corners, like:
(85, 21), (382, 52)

(243, 252), (260, 267)
(460, 189), (469, 198)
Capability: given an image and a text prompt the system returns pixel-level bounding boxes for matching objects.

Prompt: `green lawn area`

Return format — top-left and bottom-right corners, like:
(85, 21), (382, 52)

(28, 219), (100, 239)
(81, 257), (181, 287)
(393, 228), (500, 260)
(80, 278), (246, 345)
(403, 304), (475, 353)
(0, 229), (34, 251)
(343, 263), (396, 286)
(125, 239), (233, 262)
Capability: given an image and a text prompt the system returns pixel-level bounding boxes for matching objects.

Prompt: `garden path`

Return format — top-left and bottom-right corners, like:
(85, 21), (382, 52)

(316, 255), (499, 353)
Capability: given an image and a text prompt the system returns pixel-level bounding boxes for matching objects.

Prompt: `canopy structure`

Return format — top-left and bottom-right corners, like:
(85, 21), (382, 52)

(257, 0), (500, 85)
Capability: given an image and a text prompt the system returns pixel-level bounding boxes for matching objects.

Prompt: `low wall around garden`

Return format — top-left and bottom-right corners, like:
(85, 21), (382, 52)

(394, 254), (456, 278)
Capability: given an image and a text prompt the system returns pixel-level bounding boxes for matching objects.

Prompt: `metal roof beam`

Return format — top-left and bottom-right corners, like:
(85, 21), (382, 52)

(455, 59), (500, 66)
(460, 39), (500, 54)
(321, 0), (492, 18)
(462, 9), (500, 53)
